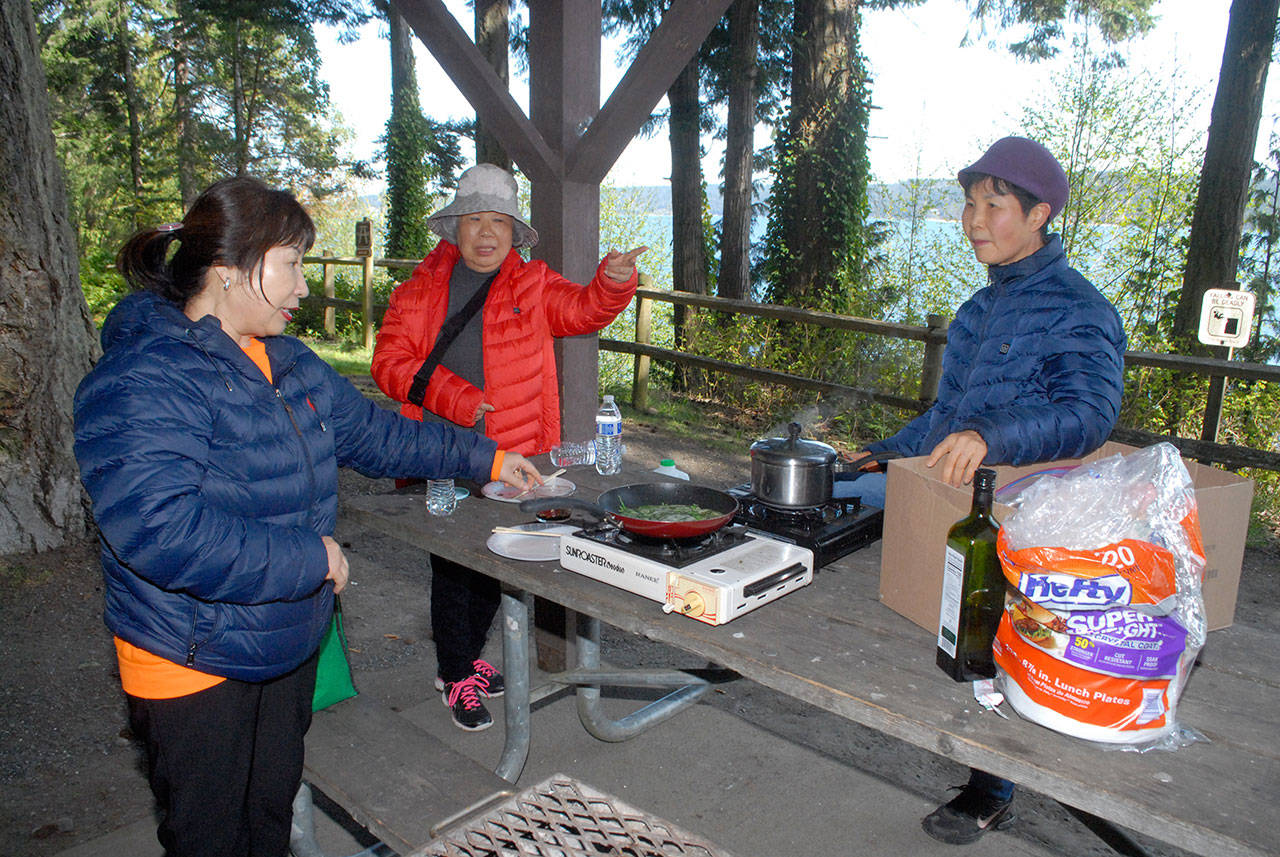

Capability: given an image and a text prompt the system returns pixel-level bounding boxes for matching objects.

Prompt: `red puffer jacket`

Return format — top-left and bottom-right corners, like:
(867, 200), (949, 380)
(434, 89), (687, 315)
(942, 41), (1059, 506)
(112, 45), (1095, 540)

(372, 242), (637, 455)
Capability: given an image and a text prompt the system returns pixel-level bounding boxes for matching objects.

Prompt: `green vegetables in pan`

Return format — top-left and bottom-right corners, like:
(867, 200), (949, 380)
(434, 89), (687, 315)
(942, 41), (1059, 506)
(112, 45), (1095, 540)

(615, 502), (722, 522)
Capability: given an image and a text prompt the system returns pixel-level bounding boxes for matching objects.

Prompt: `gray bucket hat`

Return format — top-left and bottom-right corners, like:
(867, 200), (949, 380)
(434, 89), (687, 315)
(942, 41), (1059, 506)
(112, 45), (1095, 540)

(428, 163), (539, 248)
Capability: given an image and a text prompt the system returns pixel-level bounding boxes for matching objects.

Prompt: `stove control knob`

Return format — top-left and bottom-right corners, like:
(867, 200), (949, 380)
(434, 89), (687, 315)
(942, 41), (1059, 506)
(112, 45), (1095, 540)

(680, 590), (706, 618)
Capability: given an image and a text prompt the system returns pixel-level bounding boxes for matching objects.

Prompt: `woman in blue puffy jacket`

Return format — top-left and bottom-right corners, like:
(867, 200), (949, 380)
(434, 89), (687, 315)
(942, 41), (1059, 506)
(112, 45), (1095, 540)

(72, 176), (541, 857)
(841, 137), (1125, 504)
(839, 137), (1126, 845)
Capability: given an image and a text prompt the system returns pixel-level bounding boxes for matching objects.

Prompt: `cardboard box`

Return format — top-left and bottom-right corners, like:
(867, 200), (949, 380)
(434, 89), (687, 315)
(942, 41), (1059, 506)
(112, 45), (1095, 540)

(878, 442), (1253, 633)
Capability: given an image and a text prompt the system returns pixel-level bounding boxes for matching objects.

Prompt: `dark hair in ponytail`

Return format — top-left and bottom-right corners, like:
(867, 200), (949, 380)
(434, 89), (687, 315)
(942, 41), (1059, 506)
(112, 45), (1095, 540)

(116, 176), (316, 307)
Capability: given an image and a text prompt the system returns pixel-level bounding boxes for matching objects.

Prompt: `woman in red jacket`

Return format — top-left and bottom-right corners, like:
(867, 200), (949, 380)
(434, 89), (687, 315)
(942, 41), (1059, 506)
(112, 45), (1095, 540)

(372, 163), (645, 729)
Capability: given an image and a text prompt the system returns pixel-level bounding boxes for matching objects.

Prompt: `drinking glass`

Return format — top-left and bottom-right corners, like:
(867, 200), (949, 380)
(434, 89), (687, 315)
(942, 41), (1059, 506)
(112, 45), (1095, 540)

(427, 478), (457, 516)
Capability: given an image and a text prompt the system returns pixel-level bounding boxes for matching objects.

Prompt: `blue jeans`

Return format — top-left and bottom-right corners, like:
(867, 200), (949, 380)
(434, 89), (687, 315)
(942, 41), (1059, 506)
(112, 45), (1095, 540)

(832, 470), (887, 508)
(969, 769), (1015, 801)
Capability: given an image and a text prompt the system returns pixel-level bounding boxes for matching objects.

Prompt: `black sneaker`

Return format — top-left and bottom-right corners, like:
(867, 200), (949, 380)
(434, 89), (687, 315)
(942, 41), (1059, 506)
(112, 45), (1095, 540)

(921, 784), (1015, 844)
(440, 676), (493, 731)
(434, 659), (505, 698)
(468, 658), (504, 697)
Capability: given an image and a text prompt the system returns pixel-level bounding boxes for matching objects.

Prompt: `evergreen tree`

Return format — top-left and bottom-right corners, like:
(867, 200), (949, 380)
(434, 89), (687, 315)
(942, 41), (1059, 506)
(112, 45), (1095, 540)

(760, 0), (873, 313)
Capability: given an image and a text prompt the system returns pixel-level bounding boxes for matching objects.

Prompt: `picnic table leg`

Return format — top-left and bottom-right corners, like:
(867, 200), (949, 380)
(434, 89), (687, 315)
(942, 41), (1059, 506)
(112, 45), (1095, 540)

(562, 611), (710, 742)
(495, 586), (532, 783)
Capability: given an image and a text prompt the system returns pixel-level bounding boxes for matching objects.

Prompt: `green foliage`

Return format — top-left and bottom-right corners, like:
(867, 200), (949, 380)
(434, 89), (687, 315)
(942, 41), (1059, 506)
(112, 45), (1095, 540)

(38, 0), (179, 251)
(598, 184), (676, 391)
(79, 250), (132, 325)
(759, 19), (875, 314)
(38, 0), (356, 261)
(1019, 35), (1204, 349)
(965, 0), (1158, 61)
(1239, 125), (1280, 366)
(382, 40), (461, 270)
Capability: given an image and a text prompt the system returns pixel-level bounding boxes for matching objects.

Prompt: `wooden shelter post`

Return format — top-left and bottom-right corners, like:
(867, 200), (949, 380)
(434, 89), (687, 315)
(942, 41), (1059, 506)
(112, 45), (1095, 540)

(529, 1), (603, 442)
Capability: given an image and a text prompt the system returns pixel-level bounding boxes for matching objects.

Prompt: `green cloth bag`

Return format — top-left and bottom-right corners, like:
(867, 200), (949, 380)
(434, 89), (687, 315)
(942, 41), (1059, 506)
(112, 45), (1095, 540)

(312, 595), (357, 711)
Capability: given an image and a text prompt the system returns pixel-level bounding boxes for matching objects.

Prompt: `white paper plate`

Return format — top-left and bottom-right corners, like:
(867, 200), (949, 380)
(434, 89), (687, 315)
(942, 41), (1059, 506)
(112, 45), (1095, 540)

(485, 523), (576, 561)
(481, 477), (576, 503)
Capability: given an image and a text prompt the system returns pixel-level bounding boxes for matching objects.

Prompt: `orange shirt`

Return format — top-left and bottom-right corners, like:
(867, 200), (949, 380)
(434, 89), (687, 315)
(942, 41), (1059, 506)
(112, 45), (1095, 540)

(114, 338), (274, 699)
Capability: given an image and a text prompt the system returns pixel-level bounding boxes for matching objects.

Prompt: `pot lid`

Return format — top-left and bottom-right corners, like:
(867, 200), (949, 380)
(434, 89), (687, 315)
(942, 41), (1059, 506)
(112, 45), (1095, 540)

(749, 422), (836, 465)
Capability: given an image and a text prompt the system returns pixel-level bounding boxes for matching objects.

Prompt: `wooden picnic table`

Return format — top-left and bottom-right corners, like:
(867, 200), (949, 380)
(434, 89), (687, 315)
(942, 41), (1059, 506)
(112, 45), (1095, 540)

(342, 460), (1277, 857)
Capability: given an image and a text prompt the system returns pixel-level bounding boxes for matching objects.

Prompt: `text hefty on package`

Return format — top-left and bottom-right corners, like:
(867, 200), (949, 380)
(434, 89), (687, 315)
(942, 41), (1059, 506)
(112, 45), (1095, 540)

(997, 532), (1184, 615)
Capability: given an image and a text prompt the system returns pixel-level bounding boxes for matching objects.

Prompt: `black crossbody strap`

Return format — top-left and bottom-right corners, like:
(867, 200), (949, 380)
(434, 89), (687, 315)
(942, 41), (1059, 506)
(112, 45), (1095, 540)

(406, 271), (498, 407)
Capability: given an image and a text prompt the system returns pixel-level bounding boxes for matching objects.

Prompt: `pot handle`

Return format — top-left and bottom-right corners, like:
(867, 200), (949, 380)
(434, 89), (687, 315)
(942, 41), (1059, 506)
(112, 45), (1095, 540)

(833, 450), (901, 481)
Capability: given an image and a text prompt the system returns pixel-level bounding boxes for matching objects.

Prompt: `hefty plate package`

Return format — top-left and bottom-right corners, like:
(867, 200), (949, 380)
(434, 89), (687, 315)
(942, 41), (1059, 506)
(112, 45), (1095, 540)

(992, 443), (1206, 748)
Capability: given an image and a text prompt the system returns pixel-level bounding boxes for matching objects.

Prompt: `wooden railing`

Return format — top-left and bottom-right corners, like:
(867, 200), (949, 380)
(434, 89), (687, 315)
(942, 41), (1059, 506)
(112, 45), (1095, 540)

(301, 253), (418, 347)
(299, 255), (1280, 473)
(605, 286), (1280, 474)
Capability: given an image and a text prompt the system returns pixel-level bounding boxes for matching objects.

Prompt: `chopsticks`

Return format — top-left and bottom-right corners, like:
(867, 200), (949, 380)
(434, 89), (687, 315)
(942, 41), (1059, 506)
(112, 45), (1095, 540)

(513, 468), (566, 499)
(490, 526), (563, 537)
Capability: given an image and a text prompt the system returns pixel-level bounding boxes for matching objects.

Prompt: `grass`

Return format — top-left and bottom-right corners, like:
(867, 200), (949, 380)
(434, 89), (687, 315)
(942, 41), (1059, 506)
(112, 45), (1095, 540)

(304, 337), (373, 376)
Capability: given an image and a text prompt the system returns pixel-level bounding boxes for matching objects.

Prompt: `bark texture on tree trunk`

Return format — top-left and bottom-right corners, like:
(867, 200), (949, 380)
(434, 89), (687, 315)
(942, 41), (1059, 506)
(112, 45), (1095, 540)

(475, 0), (512, 170)
(1173, 0), (1279, 345)
(173, 0), (197, 207)
(668, 56), (707, 389)
(1, 1), (99, 552)
(718, 0), (759, 301)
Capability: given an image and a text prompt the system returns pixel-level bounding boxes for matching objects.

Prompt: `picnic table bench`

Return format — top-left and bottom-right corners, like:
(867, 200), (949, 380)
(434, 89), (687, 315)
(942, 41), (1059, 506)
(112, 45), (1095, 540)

(339, 462), (1277, 857)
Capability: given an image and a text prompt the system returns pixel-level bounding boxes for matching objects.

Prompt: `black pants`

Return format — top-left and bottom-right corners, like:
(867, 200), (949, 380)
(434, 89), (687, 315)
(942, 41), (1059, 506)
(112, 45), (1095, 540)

(430, 553), (500, 683)
(126, 654), (317, 857)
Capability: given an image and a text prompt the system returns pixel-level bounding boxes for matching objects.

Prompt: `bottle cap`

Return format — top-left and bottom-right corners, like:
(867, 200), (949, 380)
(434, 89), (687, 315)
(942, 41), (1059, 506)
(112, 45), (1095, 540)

(603, 394), (614, 404)
(660, 459), (675, 467)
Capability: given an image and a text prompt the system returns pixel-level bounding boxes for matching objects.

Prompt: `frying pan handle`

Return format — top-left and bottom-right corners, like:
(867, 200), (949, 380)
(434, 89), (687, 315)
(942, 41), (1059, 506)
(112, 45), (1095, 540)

(518, 497), (609, 520)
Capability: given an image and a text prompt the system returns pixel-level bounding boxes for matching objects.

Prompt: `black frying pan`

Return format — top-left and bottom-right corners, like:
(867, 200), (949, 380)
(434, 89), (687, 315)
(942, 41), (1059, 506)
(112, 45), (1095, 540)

(520, 482), (739, 539)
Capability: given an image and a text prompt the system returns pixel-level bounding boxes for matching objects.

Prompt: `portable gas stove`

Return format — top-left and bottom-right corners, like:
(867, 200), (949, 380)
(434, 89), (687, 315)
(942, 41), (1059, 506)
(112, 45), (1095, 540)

(726, 485), (883, 567)
(558, 525), (814, 625)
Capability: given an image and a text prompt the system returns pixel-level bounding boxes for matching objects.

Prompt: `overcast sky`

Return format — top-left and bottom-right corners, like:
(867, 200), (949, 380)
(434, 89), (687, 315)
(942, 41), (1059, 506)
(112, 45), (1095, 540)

(317, 0), (1279, 189)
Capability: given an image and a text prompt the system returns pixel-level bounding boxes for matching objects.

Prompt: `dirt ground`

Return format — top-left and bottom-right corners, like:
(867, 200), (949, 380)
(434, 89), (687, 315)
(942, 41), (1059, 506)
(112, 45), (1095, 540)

(1, 415), (1275, 857)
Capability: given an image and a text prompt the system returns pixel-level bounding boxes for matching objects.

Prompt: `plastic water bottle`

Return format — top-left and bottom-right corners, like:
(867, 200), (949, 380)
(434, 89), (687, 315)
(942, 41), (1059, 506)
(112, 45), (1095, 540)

(594, 395), (623, 475)
(652, 459), (689, 480)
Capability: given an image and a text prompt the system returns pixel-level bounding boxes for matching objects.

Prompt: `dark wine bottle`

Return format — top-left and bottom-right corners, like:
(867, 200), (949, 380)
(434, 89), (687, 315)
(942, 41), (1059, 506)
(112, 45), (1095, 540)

(936, 468), (1005, 682)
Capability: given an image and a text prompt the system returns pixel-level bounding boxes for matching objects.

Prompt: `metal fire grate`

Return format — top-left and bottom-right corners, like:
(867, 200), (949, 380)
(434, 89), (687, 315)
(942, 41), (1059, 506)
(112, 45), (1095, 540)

(414, 773), (738, 857)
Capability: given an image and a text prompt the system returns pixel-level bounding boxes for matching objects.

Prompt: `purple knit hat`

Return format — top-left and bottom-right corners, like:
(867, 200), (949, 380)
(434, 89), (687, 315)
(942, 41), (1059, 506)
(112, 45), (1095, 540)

(957, 136), (1069, 221)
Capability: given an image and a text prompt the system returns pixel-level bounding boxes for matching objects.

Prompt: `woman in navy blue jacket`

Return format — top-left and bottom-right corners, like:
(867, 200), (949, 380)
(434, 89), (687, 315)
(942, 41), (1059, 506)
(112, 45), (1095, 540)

(840, 138), (1125, 844)
(73, 177), (540, 857)
(840, 137), (1125, 503)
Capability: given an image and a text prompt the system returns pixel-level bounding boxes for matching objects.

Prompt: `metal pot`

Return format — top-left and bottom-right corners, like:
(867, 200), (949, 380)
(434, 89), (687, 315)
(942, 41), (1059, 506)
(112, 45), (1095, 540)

(750, 423), (843, 509)
(749, 423), (899, 509)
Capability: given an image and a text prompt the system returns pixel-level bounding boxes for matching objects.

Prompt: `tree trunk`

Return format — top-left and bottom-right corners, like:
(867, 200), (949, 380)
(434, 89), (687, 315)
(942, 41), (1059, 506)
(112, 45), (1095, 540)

(764, 0), (868, 310)
(1173, 0), (1279, 347)
(173, 1), (197, 206)
(0, 0), (99, 553)
(389, 4), (415, 95)
(385, 2), (434, 268)
(231, 17), (248, 175)
(668, 56), (706, 389)
(117, 0), (143, 231)
(474, 0), (512, 170)
(717, 0), (759, 301)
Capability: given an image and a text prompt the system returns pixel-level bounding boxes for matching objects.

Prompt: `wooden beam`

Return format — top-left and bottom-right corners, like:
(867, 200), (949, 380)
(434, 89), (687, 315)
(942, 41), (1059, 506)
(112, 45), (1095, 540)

(528, 0), (604, 445)
(391, 0), (559, 182)
(567, 0), (735, 183)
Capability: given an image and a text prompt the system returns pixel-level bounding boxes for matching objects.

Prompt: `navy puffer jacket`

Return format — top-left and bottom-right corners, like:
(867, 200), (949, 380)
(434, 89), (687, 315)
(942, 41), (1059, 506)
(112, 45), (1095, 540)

(868, 236), (1125, 465)
(74, 291), (498, 682)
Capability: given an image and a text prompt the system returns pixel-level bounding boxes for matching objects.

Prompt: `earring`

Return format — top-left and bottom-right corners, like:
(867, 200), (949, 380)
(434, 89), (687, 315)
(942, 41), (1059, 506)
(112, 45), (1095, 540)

(222, 278), (231, 291)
